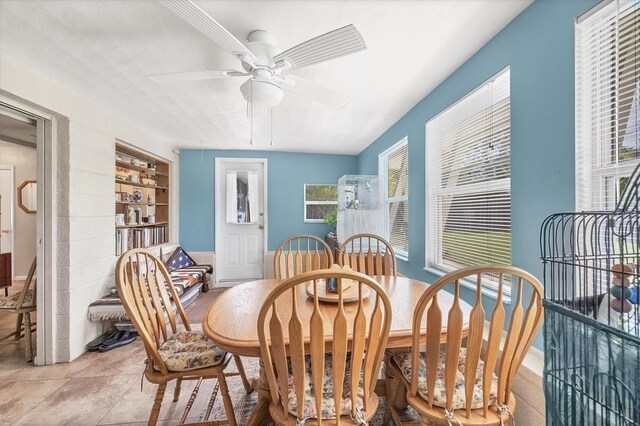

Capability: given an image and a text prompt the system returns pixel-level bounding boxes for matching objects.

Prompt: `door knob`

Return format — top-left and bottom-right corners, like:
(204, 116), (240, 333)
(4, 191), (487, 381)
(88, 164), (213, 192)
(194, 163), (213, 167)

(258, 225), (264, 230)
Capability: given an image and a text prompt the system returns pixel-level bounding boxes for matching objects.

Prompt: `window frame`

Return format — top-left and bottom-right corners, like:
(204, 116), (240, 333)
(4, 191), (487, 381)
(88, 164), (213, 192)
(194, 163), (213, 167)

(379, 137), (409, 259)
(303, 184), (338, 223)
(575, 1), (640, 211)
(425, 67), (511, 297)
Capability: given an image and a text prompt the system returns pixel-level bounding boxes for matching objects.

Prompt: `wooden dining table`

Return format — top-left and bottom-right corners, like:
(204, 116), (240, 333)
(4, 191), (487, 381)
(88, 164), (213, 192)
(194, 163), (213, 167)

(203, 275), (473, 425)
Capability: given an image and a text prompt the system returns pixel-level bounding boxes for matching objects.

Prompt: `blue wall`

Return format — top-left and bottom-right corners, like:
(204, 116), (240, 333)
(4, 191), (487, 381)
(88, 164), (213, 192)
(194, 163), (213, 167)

(180, 149), (358, 251)
(357, 0), (598, 346)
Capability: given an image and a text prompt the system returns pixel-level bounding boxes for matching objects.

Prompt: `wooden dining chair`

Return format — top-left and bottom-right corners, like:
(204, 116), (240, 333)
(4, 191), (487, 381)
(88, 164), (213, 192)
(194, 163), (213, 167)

(257, 266), (393, 425)
(274, 234), (334, 279)
(116, 248), (251, 426)
(386, 265), (543, 426)
(337, 234), (397, 277)
(0, 257), (37, 362)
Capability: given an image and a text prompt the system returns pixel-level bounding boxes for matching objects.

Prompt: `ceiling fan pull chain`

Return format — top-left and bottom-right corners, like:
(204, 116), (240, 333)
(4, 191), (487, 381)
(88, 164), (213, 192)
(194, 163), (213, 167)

(250, 80), (254, 145)
(270, 108), (274, 146)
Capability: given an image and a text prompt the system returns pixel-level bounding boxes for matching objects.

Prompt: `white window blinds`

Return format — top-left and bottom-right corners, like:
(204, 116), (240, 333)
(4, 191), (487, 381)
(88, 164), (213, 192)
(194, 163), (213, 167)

(380, 138), (409, 256)
(576, 0), (640, 211)
(426, 68), (511, 283)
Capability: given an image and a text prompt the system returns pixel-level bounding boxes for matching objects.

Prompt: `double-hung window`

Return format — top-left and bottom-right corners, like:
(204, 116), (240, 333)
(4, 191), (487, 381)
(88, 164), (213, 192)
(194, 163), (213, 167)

(304, 184), (338, 223)
(426, 67), (511, 292)
(576, 1), (640, 211)
(380, 138), (409, 258)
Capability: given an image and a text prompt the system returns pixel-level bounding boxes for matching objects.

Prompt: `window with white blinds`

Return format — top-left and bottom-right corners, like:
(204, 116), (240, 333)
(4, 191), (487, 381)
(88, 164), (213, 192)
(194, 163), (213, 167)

(380, 138), (409, 257)
(576, 1), (640, 211)
(426, 68), (511, 290)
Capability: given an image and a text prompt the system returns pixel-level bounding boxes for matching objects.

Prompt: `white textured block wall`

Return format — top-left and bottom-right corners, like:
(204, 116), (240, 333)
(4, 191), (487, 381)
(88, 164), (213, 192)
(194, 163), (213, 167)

(0, 51), (180, 362)
(67, 123), (116, 357)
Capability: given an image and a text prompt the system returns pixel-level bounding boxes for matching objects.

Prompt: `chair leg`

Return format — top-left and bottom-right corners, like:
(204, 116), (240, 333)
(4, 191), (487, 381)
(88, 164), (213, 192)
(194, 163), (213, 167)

(173, 378), (182, 402)
(23, 312), (33, 362)
(149, 383), (167, 426)
(15, 313), (23, 340)
(233, 354), (252, 394)
(217, 371), (237, 426)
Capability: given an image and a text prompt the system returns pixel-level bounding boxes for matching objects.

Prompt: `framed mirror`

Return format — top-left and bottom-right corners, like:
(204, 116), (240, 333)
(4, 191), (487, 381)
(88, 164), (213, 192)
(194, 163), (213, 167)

(17, 180), (37, 214)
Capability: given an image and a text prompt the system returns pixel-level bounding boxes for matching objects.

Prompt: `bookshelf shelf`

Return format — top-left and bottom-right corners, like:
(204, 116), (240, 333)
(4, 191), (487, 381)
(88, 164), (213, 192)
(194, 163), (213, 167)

(116, 221), (169, 229)
(115, 179), (168, 190)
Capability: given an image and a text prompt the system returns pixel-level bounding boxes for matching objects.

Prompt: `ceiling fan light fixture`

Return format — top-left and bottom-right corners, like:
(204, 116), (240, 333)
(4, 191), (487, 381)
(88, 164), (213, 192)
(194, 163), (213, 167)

(240, 78), (284, 108)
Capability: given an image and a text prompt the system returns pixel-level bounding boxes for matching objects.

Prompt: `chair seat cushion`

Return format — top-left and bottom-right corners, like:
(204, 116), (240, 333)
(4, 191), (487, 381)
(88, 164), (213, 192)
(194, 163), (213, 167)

(158, 331), (226, 372)
(392, 348), (498, 410)
(0, 289), (34, 309)
(287, 354), (364, 420)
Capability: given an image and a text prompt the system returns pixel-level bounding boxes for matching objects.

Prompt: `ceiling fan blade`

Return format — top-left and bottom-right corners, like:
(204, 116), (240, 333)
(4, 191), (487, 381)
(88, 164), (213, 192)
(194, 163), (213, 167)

(149, 70), (248, 83)
(273, 24), (366, 71)
(279, 75), (351, 109)
(159, 0), (258, 66)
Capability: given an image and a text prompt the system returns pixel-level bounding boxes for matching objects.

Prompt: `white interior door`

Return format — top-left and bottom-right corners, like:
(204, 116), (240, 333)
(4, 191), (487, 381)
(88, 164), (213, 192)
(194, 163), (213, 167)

(215, 159), (266, 284)
(0, 168), (14, 261)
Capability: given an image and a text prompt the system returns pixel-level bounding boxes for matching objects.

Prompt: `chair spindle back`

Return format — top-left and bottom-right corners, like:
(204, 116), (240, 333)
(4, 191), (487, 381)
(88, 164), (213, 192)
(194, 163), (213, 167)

(338, 234), (397, 277)
(274, 234), (334, 279)
(257, 266), (392, 423)
(116, 248), (190, 375)
(15, 257), (37, 309)
(410, 265), (543, 419)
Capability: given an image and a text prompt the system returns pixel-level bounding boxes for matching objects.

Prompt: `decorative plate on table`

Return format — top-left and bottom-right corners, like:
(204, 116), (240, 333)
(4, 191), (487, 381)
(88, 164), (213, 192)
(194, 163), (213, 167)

(132, 189), (143, 202)
(306, 279), (370, 303)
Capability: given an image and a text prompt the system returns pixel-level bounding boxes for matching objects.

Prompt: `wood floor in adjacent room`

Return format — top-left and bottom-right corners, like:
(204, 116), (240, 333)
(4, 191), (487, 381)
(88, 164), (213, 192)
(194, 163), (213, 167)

(0, 285), (546, 425)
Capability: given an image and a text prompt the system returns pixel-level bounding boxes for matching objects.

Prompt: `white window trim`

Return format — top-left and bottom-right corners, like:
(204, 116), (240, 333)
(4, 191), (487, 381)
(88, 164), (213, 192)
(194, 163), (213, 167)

(425, 67), (511, 299)
(379, 137), (409, 260)
(575, 0), (640, 212)
(304, 184), (338, 223)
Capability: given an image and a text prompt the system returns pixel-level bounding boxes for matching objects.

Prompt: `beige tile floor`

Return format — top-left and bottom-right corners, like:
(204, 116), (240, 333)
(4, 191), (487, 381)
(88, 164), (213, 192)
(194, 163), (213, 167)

(0, 285), (249, 426)
(0, 283), (546, 425)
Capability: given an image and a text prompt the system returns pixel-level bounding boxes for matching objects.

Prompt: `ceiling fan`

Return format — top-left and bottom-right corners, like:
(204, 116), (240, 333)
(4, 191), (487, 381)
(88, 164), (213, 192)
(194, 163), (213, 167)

(152, 0), (367, 110)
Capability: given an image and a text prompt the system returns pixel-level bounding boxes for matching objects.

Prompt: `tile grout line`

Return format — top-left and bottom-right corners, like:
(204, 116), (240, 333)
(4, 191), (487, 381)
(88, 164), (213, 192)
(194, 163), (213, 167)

(6, 377), (71, 425)
(96, 374), (141, 426)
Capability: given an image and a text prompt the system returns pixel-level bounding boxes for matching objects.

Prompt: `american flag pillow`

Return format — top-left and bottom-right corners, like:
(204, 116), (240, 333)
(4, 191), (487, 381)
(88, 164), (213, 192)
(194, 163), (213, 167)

(165, 247), (196, 272)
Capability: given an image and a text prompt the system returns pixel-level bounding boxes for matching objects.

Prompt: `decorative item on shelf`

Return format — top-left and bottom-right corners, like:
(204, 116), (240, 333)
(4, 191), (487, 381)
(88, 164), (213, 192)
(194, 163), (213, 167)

(132, 158), (146, 167)
(115, 192), (122, 202)
(148, 215), (156, 224)
(115, 214), (125, 226)
(147, 195), (155, 204)
(132, 189), (143, 203)
(116, 166), (130, 180)
(139, 171), (156, 186)
(127, 174), (138, 183)
(127, 205), (136, 225)
(142, 216), (149, 223)
(115, 153), (122, 162)
(121, 192), (130, 202)
(147, 163), (156, 170)
(134, 207), (143, 225)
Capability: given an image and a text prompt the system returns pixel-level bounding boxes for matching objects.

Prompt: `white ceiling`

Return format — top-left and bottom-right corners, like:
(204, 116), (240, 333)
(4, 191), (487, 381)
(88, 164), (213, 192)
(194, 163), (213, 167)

(0, 0), (531, 155)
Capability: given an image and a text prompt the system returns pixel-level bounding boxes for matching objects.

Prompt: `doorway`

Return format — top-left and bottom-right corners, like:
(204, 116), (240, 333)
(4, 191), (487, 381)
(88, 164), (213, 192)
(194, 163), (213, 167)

(0, 107), (40, 362)
(215, 158), (267, 285)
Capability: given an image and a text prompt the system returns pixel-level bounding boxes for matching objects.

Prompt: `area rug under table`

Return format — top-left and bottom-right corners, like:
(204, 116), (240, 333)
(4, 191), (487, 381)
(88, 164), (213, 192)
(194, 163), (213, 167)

(184, 356), (420, 425)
